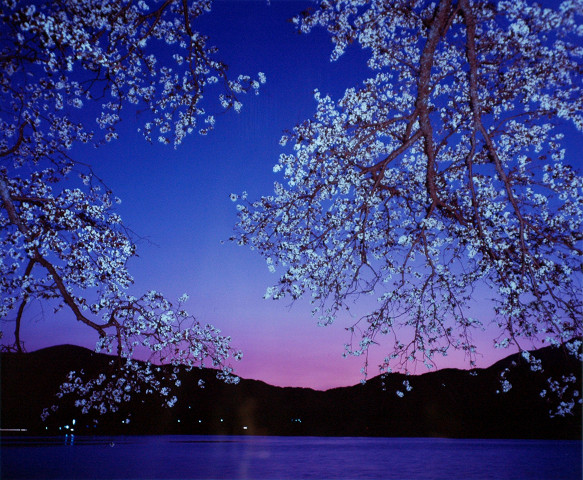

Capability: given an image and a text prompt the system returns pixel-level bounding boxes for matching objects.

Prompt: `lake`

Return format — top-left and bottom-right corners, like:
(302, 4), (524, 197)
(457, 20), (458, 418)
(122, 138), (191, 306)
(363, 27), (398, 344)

(1, 435), (581, 479)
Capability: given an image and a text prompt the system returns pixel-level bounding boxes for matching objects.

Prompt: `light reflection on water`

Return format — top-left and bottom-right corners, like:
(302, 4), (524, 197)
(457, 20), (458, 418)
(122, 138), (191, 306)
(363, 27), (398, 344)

(1, 435), (581, 479)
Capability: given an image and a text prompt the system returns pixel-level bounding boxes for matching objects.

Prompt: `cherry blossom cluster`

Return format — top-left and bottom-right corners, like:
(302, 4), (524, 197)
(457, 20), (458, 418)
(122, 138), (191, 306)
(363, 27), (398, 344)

(1, 168), (132, 323)
(1, 0), (264, 158)
(1, 165), (242, 414)
(42, 292), (241, 418)
(234, 0), (582, 411)
(1, 0), (254, 417)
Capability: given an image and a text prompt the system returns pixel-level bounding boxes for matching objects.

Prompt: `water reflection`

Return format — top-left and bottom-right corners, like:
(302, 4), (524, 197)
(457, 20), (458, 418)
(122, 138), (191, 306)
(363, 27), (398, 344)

(1, 435), (581, 480)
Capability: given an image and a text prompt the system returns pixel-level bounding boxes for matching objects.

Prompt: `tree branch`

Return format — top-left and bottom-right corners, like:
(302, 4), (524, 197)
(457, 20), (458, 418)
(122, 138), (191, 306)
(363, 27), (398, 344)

(415, 0), (452, 215)
(13, 259), (36, 354)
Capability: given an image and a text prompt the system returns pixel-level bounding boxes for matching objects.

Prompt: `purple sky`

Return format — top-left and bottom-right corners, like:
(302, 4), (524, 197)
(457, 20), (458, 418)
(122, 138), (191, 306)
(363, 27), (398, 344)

(14, 0), (577, 390)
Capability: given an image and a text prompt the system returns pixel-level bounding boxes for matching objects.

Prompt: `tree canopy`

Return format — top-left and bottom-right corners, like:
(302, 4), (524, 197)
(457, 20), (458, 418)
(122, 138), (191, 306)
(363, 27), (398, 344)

(0, 0), (263, 415)
(1, 0), (581, 419)
(233, 0), (582, 412)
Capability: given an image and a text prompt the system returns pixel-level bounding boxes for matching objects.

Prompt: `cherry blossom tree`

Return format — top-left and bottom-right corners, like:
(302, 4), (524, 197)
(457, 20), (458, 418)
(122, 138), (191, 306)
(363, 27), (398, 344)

(234, 0), (582, 412)
(1, 0), (262, 415)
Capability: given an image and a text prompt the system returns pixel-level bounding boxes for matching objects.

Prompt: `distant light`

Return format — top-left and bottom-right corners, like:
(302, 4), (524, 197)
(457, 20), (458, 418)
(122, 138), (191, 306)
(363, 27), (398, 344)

(243, 426), (248, 430)
(72, 419), (76, 426)
(198, 420), (202, 423)
(177, 419), (181, 423)
(64, 425), (70, 430)
(220, 419), (223, 422)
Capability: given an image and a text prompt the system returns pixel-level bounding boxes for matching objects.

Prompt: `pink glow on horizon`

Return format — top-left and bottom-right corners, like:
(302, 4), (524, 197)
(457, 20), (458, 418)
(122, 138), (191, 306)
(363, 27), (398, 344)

(11, 299), (517, 391)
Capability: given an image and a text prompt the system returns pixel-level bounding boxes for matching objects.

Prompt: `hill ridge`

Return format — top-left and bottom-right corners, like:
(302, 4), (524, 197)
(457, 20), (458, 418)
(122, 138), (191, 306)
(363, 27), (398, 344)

(1, 343), (581, 439)
(23, 342), (570, 389)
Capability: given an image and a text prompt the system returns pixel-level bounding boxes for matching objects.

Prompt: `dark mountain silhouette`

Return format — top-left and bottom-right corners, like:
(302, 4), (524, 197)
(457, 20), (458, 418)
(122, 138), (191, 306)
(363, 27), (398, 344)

(1, 344), (581, 438)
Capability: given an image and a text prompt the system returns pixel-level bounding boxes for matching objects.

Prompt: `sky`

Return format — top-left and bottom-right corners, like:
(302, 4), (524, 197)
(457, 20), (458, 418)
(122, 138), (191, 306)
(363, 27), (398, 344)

(11, 0), (576, 390)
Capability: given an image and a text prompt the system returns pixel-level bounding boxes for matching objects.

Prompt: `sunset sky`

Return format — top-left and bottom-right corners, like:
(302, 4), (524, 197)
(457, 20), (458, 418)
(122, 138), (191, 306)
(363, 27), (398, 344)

(14, 0), (579, 390)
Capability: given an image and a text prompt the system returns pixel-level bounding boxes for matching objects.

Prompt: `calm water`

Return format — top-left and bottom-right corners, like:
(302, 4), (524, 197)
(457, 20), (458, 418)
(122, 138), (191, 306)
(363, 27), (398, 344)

(1, 435), (581, 480)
